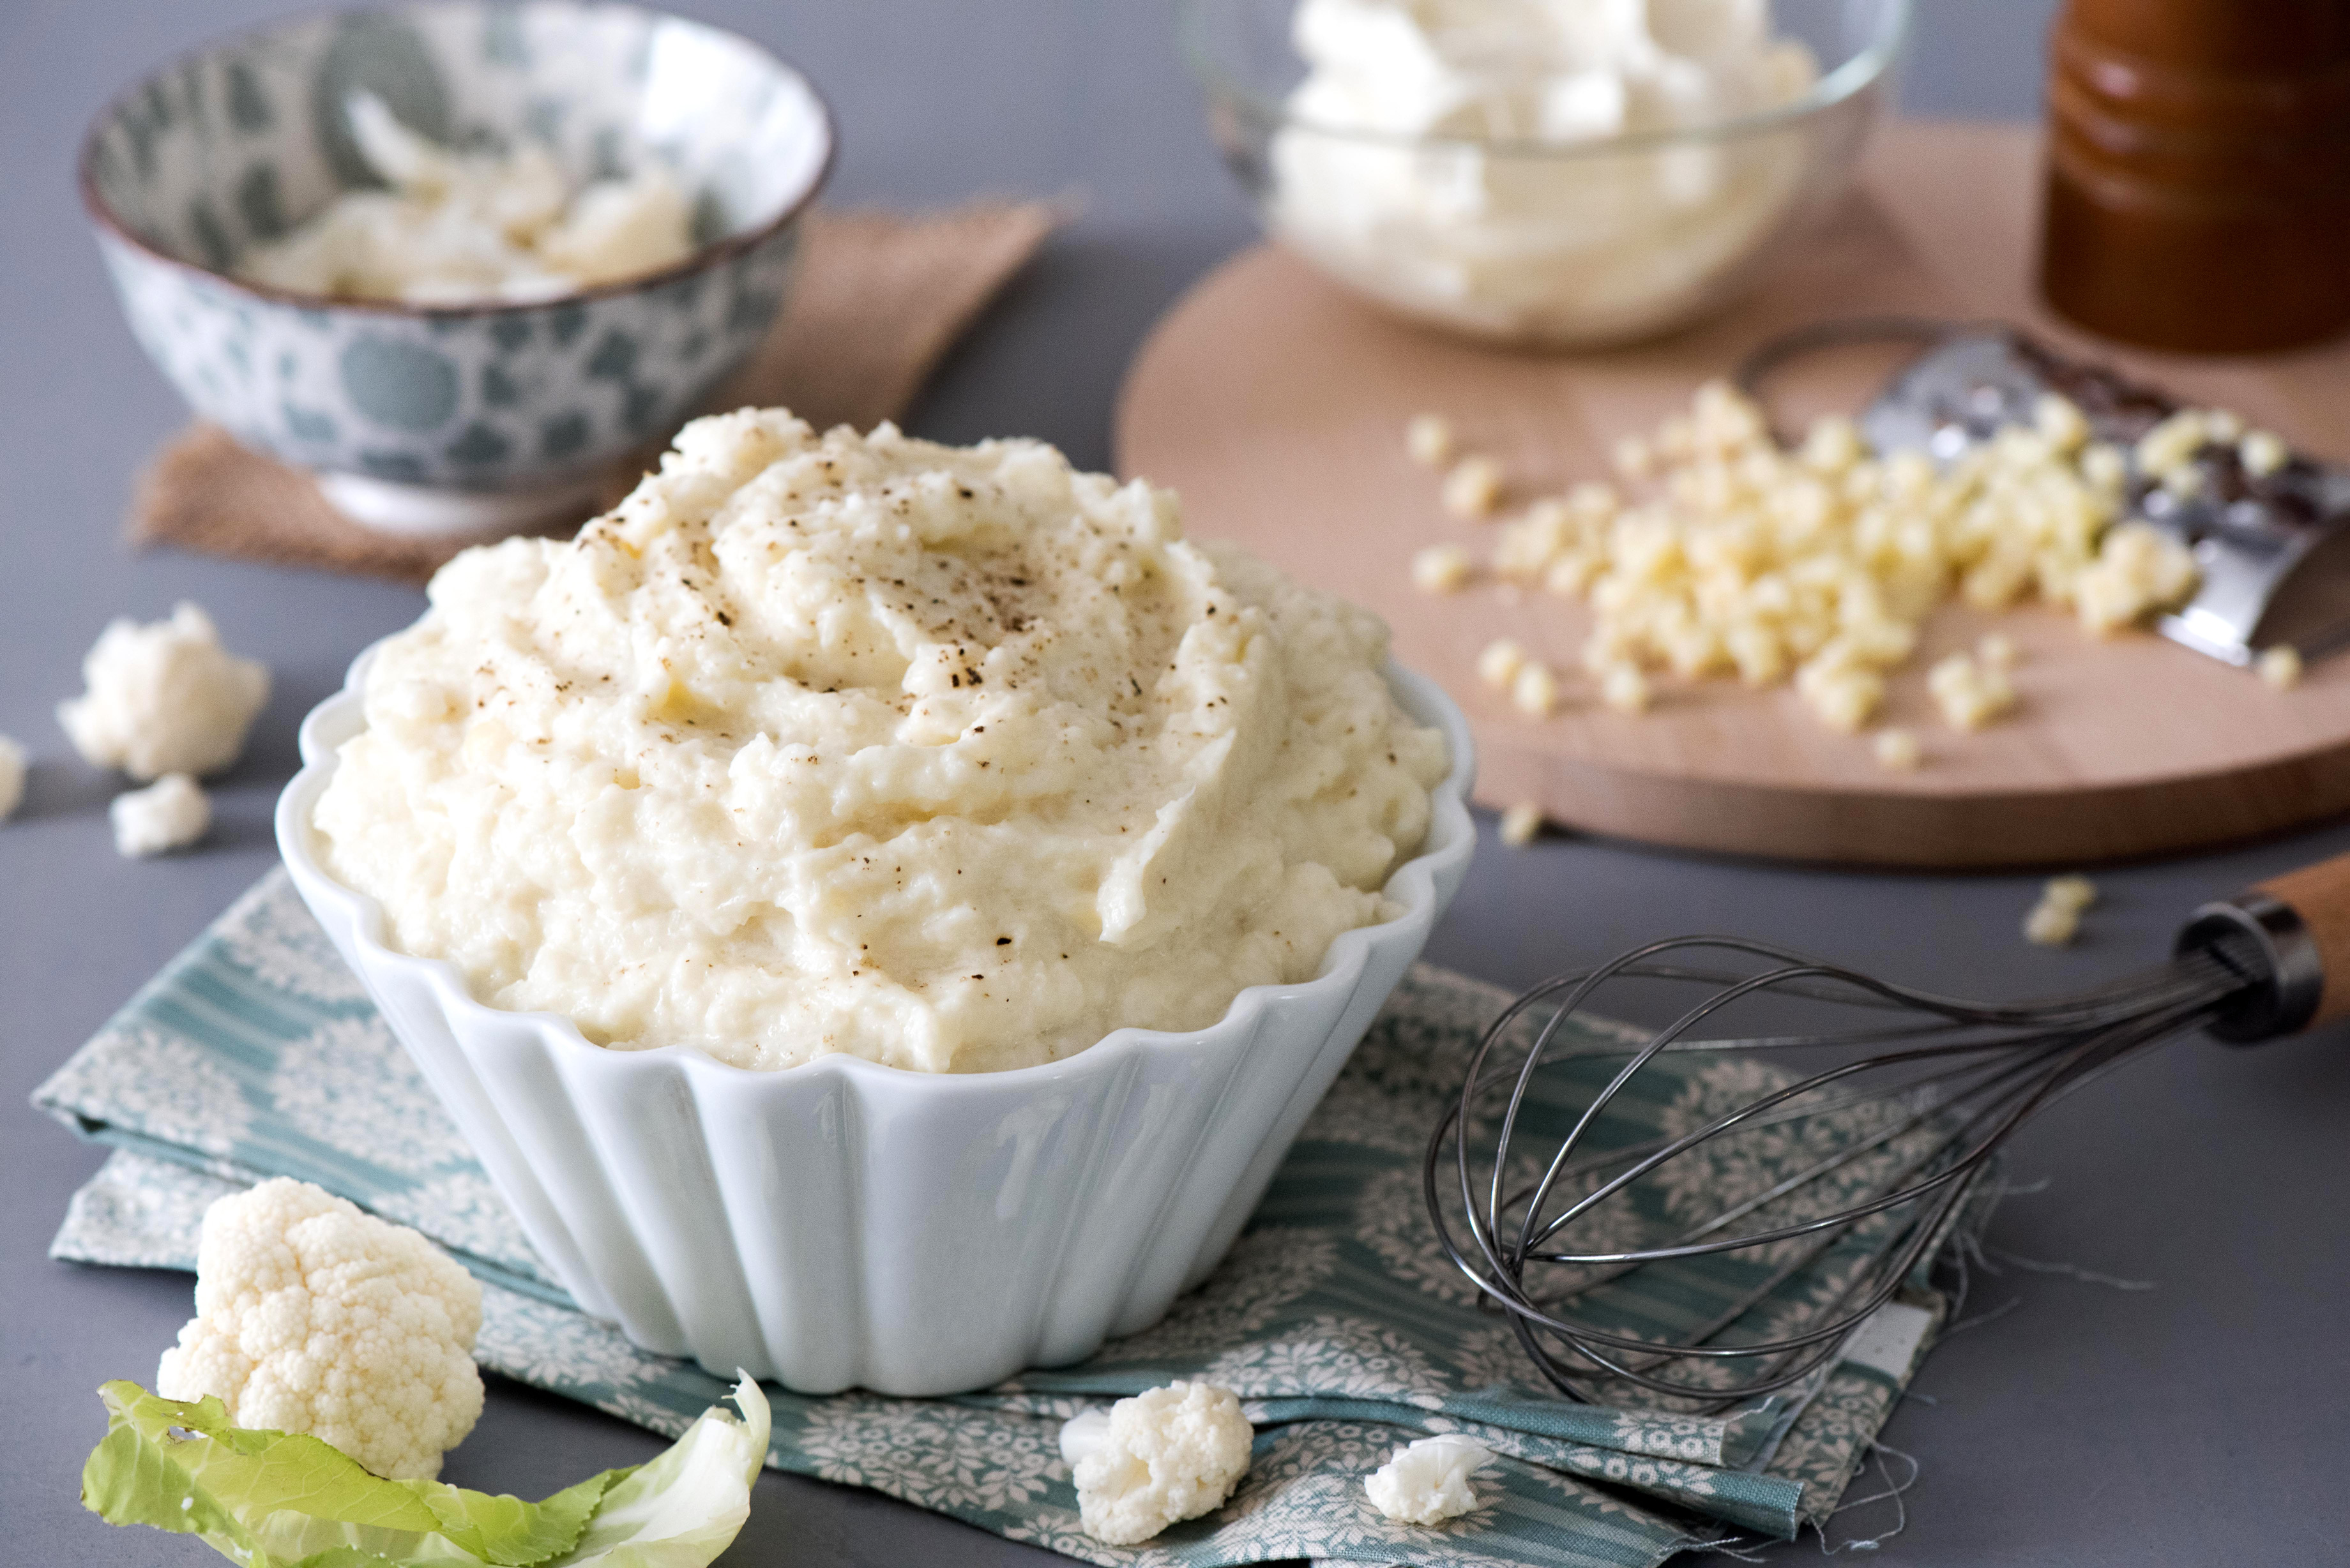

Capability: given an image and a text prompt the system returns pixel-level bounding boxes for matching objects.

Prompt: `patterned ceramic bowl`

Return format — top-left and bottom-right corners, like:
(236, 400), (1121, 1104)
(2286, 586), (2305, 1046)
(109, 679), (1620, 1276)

(280, 641), (1476, 1395)
(80, 3), (833, 535)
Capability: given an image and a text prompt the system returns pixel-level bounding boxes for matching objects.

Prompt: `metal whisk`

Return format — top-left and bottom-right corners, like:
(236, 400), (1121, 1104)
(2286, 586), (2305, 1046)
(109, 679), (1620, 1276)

(1425, 857), (2344, 1407)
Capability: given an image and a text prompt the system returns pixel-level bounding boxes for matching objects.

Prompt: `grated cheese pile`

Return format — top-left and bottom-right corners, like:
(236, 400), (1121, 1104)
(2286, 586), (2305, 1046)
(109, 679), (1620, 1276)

(1413, 381), (2230, 744)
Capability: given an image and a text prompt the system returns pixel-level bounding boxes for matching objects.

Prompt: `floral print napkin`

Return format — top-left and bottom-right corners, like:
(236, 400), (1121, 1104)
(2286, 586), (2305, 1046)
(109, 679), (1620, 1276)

(35, 870), (1989, 1568)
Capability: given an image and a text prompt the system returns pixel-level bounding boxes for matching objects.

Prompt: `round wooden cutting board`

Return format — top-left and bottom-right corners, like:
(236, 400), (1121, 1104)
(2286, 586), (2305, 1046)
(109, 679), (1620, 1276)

(1113, 130), (2350, 868)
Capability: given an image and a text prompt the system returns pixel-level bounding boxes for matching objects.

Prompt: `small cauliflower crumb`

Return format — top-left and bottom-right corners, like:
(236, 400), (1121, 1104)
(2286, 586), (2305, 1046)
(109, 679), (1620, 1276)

(1476, 638), (1529, 690)
(1407, 413), (1457, 468)
(2043, 873), (2097, 912)
(1411, 543), (1474, 594)
(2023, 873), (2096, 947)
(1365, 1434), (1494, 1525)
(1060, 1382), (1253, 1546)
(1441, 454), (1506, 519)
(0, 733), (24, 822)
(110, 773), (210, 857)
(2024, 900), (2079, 946)
(1599, 663), (1650, 714)
(1872, 728), (1922, 771)
(1498, 801), (1543, 846)
(1976, 632), (2019, 670)
(2240, 429), (2289, 479)
(57, 603), (269, 780)
(2258, 645), (2303, 691)
(156, 1177), (483, 1481)
(1510, 660), (1560, 717)
(1927, 651), (2015, 732)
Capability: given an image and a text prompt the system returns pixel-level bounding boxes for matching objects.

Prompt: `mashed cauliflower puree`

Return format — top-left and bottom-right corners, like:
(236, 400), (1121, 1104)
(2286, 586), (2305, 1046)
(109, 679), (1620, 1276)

(312, 411), (1448, 1073)
(238, 94), (692, 305)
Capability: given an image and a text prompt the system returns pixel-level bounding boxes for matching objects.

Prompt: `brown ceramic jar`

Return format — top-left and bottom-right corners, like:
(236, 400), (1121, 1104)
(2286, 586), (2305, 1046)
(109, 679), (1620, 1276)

(2040, 0), (2350, 353)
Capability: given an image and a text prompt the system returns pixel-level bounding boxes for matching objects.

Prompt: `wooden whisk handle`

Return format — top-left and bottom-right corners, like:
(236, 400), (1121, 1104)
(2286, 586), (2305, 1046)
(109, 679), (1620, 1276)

(2180, 852), (2350, 1041)
(2254, 856), (2350, 1029)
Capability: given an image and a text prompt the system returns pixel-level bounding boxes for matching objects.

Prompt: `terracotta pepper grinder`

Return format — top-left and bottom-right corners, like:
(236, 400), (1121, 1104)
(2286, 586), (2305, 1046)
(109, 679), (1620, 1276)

(2040, 0), (2350, 354)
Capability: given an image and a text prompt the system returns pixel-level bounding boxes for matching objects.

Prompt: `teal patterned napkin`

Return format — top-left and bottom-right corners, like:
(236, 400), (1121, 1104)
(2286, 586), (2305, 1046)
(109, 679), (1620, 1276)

(34, 870), (1987, 1568)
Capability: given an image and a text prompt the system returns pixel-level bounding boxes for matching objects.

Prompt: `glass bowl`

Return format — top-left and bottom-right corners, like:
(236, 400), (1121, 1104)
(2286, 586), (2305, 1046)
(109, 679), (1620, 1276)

(1180, 0), (1911, 349)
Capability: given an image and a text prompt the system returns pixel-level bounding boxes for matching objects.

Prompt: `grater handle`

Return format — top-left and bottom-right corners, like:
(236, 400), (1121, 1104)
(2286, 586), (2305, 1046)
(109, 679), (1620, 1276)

(2179, 852), (2350, 1041)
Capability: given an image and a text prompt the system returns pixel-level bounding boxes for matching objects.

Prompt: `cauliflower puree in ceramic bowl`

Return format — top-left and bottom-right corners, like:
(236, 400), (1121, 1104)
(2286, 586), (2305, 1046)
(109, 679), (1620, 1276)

(278, 409), (1474, 1394)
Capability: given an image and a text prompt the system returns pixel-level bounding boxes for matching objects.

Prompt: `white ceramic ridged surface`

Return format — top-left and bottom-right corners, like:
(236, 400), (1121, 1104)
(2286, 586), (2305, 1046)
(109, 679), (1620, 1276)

(278, 644), (1475, 1395)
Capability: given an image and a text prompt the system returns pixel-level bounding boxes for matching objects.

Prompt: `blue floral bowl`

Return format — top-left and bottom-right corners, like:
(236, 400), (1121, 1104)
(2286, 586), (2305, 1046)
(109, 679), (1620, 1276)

(81, 2), (833, 534)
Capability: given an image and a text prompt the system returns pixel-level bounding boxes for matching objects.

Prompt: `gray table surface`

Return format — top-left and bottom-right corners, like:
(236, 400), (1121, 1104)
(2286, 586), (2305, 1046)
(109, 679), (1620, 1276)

(6, 1), (2346, 1564)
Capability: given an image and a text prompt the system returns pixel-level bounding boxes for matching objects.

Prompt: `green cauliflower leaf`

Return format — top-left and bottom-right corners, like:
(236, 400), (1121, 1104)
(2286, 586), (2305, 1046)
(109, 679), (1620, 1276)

(81, 1376), (771, 1568)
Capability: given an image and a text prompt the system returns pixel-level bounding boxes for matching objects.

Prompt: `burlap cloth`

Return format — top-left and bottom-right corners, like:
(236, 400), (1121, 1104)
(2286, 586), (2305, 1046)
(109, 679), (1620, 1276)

(130, 202), (1059, 585)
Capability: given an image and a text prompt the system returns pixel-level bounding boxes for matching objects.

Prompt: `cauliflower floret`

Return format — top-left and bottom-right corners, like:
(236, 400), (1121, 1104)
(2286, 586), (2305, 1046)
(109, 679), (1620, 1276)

(1364, 1433), (1494, 1525)
(1059, 1381), (1253, 1545)
(57, 603), (269, 780)
(110, 773), (209, 857)
(156, 1177), (483, 1481)
(0, 732), (24, 821)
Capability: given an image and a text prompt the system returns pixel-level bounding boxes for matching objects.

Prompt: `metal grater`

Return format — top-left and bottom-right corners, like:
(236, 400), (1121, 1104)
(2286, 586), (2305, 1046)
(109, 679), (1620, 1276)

(1743, 321), (2350, 667)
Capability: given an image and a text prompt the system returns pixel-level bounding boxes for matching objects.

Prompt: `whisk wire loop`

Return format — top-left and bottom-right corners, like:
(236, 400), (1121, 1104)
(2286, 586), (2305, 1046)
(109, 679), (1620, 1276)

(1425, 935), (2248, 1406)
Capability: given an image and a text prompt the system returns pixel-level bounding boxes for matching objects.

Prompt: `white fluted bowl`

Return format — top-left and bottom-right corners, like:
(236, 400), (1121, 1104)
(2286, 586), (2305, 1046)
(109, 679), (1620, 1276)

(278, 640), (1474, 1394)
